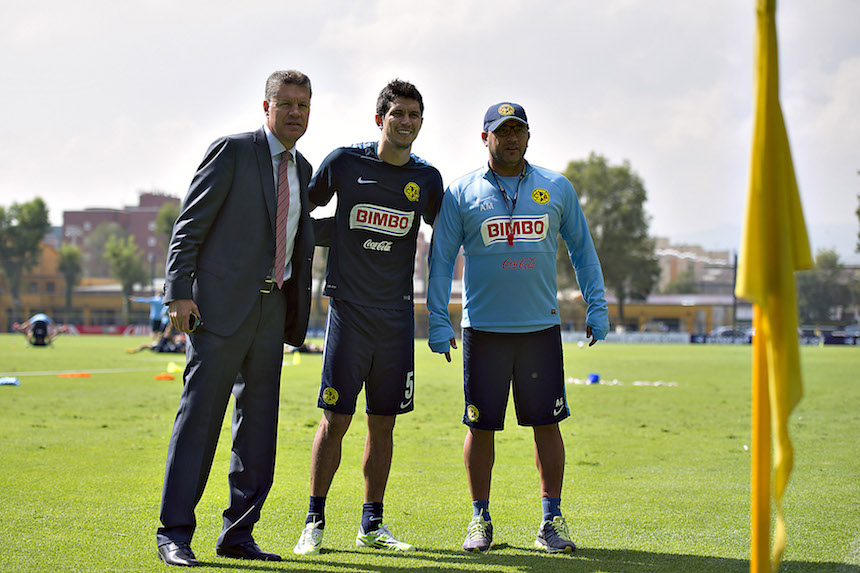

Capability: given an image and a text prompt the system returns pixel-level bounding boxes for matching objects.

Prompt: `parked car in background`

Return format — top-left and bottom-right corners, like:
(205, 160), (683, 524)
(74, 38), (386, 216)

(708, 326), (752, 343)
(827, 324), (859, 345)
(842, 325), (859, 336)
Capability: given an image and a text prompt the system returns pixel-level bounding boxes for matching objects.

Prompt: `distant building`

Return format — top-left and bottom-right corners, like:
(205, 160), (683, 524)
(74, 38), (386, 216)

(62, 191), (180, 278)
(43, 226), (63, 250)
(654, 237), (735, 295)
(605, 293), (750, 334)
(0, 241), (140, 328)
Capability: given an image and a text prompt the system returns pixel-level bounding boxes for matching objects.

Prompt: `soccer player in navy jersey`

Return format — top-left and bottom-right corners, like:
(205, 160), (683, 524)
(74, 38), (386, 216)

(293, 80), (443, 555)
(427, 102), (609, 553)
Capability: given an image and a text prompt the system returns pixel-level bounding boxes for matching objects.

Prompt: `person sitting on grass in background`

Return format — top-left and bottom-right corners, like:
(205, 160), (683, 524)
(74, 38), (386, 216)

(127, 324), (186, 354)
(14, 313), (66, 346)
(284, 342), (323, 354)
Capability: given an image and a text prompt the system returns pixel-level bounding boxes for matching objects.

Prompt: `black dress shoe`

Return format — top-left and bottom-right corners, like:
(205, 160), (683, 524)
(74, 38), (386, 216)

(157, 541), (199, 567)
(216, 540), (282, 561)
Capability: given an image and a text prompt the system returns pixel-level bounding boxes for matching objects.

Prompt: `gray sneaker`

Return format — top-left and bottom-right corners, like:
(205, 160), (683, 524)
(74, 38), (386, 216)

(534, 516), (577, 553)
(462, 515), (493, 552)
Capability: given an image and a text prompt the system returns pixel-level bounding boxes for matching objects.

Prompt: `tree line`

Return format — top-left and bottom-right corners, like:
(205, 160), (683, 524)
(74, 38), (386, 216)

(2, 156), (858, 327)
(0, 199), (179, 323)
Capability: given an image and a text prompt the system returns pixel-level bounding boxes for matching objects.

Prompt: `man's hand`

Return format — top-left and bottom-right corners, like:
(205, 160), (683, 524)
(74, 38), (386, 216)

(169, 299), (202, 333)
(586, 325), (597, 347)
(443, 337), (458, 362)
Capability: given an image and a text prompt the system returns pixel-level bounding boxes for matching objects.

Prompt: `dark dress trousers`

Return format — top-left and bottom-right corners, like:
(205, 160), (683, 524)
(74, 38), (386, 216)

(157, 127), (313, 548)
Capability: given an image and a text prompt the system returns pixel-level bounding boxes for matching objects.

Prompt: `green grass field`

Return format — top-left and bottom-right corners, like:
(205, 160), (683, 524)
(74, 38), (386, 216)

(0, 334), (857, 572)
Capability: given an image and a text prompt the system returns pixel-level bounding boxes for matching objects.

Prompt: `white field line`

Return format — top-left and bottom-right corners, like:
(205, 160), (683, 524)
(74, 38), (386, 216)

(2, 367), (169, 377)
(567, 377), (679, 387)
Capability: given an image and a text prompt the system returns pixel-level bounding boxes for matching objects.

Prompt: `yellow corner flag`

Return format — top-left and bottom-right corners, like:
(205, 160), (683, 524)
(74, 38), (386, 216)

(735, 1), (814, 571)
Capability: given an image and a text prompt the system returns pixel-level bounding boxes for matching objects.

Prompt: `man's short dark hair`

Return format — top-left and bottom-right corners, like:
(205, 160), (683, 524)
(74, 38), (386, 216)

(376, 79), (423, 117)
(265, 70), (312, 101)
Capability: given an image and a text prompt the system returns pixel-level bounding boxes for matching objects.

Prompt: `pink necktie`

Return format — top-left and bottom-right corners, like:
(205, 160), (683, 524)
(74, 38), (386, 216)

(273, 151), (291, 288)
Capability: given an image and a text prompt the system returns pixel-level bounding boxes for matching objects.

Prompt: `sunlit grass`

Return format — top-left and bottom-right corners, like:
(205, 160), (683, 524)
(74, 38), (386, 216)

(0, 335), (857, 572)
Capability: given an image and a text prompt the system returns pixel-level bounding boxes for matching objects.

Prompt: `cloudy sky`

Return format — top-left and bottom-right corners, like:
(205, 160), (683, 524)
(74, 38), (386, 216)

(2, 0), (858, 262)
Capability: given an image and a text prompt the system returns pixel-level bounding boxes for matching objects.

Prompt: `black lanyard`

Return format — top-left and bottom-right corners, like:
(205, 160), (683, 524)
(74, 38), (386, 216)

(489, 165), (526, 246)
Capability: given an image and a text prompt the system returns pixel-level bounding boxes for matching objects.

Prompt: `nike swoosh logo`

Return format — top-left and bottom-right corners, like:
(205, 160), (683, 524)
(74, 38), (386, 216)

(358, 177), (378, 184)
(552, 404), (565, 416)
(399, 398), (413, 409)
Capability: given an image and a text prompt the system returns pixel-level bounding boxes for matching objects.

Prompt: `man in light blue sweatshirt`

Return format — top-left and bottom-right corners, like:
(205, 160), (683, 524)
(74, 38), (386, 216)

(427, 102), (609, 554)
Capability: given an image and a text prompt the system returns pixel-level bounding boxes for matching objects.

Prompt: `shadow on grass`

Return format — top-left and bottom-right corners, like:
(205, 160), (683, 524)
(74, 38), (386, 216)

(194, 546), (859, 573)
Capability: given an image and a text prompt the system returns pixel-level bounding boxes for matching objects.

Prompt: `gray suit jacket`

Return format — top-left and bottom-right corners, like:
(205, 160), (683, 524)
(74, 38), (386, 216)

(164, 127), (313, 346)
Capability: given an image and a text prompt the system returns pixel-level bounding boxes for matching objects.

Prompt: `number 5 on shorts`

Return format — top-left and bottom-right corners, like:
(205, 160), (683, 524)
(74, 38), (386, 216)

(399, 371), (414, 410)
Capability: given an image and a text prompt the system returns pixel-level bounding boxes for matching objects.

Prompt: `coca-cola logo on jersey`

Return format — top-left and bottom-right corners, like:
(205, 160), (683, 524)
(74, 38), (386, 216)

(502, 257), (536, 270)
(363, 239), (393, 252)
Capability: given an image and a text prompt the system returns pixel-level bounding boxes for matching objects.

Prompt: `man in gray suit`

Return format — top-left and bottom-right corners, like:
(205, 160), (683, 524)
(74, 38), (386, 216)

(156, 70), (315, 567)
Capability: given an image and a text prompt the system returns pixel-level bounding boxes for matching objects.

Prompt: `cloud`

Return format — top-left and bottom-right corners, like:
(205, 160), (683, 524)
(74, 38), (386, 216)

(0, 0), (857, 253)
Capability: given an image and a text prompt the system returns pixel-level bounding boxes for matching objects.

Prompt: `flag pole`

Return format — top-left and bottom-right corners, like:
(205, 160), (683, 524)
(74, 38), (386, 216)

(750, 305), (770, 573)
(742, 1), (813, 570)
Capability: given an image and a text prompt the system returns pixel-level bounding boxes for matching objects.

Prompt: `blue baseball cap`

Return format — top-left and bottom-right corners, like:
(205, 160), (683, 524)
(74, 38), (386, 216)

(483, 102), (528, 133)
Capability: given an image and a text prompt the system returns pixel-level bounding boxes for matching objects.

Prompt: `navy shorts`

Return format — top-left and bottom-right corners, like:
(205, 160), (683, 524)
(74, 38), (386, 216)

(31, 321), (48, 346)
(318, 298), (415, 416)
(462, 325), (568, 430)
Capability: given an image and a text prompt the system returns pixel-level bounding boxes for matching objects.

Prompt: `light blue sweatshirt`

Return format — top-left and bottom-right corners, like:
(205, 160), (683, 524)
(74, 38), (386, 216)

(427, 162), (609, 353)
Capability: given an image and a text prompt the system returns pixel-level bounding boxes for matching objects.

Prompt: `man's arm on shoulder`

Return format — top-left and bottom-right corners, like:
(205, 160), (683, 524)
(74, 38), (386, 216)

(307, 148), (342, 208)
(422, 168), (445, 226)
(312, 217), (334, 247)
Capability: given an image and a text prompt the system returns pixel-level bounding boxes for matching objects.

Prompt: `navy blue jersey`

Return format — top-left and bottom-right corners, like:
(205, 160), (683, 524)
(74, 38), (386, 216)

(310, 142), (443, 309)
